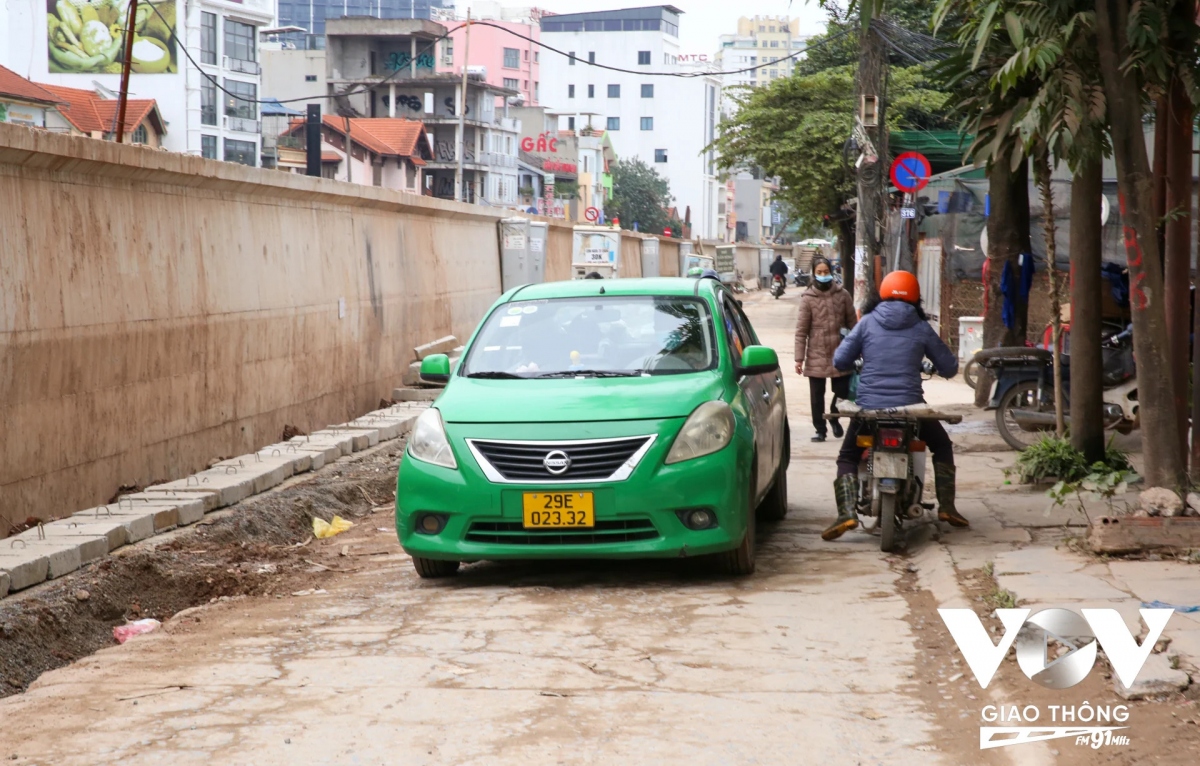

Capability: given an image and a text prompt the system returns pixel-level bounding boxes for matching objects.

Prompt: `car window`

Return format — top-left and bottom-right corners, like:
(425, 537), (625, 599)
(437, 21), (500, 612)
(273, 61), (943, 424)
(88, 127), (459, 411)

(731, 299), (761, 345)
(460, 296), (718, 378)
(721, 296), (755, 362)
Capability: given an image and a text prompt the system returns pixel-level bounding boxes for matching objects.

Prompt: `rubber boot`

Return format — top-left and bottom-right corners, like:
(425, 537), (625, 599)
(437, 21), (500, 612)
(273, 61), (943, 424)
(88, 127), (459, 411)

(822, 474), (860, 540)
(934, 463), (969, 528)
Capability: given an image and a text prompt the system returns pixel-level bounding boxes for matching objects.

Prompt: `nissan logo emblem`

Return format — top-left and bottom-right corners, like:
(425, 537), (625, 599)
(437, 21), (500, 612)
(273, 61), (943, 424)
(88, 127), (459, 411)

(543, 450), (571, 475)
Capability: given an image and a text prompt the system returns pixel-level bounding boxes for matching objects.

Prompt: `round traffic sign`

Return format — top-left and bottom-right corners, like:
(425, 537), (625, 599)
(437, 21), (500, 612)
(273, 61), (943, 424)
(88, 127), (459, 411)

(584, 206), (600, 222)
(890, 151), (931, 193)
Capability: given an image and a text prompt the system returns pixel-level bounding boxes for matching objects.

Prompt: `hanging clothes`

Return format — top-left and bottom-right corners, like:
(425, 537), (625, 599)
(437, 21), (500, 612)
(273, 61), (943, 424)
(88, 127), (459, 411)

(999, 254), (1035, 331)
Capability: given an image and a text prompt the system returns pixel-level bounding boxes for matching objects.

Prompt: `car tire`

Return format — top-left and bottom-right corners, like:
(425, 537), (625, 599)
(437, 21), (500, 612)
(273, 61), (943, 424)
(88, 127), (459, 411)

(757, 464), (788, 522)
(412, 557), (460, 579)
(719, 489), (757, 576)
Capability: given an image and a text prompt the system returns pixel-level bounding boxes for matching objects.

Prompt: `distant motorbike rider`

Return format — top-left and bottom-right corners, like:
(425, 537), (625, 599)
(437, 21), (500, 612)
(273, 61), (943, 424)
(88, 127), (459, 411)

(821, 271), (968, 541)
(769, 255), (789, 281)
(700, 268), (721, 281)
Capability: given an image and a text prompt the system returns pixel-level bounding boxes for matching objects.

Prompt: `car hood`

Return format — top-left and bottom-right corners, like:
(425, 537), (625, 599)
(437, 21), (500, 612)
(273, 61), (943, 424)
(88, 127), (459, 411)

(436, 372), (728, 424)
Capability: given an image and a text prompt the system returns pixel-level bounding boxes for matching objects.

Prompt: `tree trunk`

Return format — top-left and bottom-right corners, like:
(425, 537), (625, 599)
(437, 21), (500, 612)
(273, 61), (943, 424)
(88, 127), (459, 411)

(1094, 0), (1187, 490)
(1164, 74), (1192, 463)
(1035, 153), (1064, 437)
(852, 17), (888, 310)
(976, 143), (1024, 407)
(1070, 156), (1106, 464)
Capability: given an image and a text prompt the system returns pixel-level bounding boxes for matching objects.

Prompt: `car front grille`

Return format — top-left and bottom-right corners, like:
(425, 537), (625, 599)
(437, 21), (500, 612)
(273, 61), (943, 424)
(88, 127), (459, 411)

(464, 519), (660, 545)
(467, 436), (655, 483)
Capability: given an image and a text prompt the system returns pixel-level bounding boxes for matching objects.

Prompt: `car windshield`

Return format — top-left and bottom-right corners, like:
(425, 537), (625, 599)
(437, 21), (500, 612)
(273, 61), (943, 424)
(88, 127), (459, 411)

(461, 296), (717, 378)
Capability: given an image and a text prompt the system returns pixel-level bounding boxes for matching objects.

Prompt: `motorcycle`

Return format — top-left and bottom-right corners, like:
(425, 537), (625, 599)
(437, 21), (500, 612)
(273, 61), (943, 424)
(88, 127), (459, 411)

(830, 398), (963, 553)
(974, 323), (1137, 451)
(771, 274), (787, 299)
(793, 271), (811, 288)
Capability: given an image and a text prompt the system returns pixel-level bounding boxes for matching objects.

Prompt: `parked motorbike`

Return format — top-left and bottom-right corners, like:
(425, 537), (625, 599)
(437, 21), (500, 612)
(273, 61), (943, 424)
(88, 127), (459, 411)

(831, 399), (963, 552)
(793, 271), (811, 288)
(771, 274), (787, 299)
(974, 323), (1137, 451)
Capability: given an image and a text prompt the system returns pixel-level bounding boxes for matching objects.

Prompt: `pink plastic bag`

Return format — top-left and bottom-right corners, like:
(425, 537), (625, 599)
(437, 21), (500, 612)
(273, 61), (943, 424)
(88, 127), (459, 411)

(113, 618), (161, 644)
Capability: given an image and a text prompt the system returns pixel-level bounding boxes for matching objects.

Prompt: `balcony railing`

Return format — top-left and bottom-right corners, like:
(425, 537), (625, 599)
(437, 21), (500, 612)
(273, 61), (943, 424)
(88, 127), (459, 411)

(226, 116), (261, 134)
(224, 56), (260, 75)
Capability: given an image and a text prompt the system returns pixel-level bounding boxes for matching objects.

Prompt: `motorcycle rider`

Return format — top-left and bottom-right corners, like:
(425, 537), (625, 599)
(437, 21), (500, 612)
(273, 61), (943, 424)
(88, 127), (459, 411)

(821, 271), (969, 541)
(769, 254), (789, 290)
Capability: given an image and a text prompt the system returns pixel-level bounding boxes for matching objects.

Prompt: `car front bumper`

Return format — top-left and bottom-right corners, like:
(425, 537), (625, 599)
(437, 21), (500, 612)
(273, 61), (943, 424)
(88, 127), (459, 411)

(395, 419), (751, 561)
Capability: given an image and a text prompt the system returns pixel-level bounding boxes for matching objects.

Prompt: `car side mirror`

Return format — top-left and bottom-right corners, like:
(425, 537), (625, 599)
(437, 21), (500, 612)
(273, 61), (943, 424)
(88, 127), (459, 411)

(739, 345), (779, 376)
(419, 354), (451, 384)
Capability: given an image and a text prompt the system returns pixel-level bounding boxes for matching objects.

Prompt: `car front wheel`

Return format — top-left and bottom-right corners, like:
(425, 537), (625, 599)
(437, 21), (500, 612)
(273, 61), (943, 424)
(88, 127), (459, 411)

(756, 464), (788, 522)
(718, 486), (757, 576)
(412, 557), (460, 579)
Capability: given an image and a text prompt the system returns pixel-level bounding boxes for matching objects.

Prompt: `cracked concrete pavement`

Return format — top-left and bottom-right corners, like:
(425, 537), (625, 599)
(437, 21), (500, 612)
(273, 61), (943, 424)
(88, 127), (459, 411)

(0, 287), (1196, 765)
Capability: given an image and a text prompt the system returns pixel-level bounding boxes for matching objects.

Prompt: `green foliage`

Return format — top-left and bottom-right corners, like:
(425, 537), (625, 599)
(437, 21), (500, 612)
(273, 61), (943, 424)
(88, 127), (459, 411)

(605, 158), (680, 234)
(711, 65), (950, 237)
(1012, 435), (1090, 483)
(1047, 466), (1140, 517)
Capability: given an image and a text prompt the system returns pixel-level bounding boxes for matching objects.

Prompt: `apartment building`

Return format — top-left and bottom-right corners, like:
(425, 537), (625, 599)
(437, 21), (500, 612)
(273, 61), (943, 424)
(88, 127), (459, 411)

(716, 15), (808, 94)
(272, 0), (453, 49)
(539, 5), (722, 239)
(0, 0), (271, 164)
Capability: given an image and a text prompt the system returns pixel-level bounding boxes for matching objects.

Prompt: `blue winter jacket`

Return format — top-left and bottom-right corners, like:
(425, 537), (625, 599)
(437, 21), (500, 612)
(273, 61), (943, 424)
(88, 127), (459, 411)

(833, 301), (958, 409)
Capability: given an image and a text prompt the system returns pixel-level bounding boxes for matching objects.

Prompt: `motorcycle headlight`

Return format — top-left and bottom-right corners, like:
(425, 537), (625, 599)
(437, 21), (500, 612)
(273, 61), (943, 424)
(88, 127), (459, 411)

(407, 408), (458, 469)
(665, 401), (735, 464)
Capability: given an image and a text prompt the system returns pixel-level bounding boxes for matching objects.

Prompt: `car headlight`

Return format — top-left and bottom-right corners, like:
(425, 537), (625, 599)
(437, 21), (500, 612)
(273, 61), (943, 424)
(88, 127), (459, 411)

(665, 401), (735, 464)
(408, 408), (457, 469)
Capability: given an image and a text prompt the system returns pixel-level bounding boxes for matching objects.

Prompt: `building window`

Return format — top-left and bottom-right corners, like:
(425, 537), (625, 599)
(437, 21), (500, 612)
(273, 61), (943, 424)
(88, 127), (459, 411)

(223, 79), (257, 120)
(534, 51), (539, 63)
(201, 79), (217, 125)
(224, 19), (256, 63)
(524, 49), (529, 61)
(606, 117), (619, 130)
(201, 135), (217, 159)
(587, 84), (594, 98)
(588, 52), (595, 63)
(641, 83), (653, 98)
(759, 25), (765, 32)
(305, 74), (317, 82)
(607, 84), (619, 98)
(637, 51), (650, 65)
(640, 117), (653, 131)
(523, 80), (528, 90)
(567, 116), (576, 130)
(769, 25), (776, 32)
(770, 40), (779, 48)
(503, 47), (520, 68)
(201, 12), (217, 65)
(568, 84), (575, 98)
(503, 77), (519, 90)
(655, 148), (667, 162)
(534, 82), (539, 102)
(131, 124), (148, 144)
(770, 70), (778, 78)
(224, 138), (256, 166)
(568, 51), (576, 65)
(442, 39), (454, 65)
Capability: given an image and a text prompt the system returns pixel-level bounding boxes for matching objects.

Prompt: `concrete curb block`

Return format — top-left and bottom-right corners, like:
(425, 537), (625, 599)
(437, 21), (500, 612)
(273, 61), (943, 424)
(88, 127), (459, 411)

(0, 402), (428, 601)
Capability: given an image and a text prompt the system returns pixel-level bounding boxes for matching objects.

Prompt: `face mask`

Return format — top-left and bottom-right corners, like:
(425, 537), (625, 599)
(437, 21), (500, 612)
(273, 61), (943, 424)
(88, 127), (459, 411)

(815, 274), (834, 284)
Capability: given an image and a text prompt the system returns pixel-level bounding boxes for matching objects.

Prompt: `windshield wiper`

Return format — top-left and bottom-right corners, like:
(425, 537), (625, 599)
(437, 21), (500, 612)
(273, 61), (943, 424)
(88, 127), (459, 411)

(464, 371), (525, 379)
(534, 369), (642, 378)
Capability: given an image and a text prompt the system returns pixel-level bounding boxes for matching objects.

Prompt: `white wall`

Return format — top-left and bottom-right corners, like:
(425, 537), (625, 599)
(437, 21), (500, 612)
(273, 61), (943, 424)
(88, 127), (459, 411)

(540, 28), (720, 238)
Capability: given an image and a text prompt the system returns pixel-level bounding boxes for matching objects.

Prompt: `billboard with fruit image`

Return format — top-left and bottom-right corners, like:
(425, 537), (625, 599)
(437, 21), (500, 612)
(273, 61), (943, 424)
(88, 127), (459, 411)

(47, 0), (177, 74)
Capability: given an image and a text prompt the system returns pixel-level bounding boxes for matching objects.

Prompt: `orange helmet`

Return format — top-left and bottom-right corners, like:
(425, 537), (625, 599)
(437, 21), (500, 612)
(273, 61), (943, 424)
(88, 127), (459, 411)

(879, 271), (921, 303)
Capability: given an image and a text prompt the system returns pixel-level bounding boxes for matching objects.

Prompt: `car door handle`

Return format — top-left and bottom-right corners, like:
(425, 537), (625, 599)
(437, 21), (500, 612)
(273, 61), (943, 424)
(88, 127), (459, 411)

(774, 376), (782, 387)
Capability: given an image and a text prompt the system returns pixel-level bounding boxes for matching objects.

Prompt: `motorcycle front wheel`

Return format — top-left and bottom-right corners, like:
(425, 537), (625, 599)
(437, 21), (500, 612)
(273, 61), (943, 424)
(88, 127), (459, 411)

(880, 493), (898, 552)
(996, 381), (1053, 451)
(962, 359), (979, 389)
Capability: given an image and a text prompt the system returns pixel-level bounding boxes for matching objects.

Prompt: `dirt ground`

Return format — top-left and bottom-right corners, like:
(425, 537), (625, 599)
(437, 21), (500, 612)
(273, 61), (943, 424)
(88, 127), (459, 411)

(0, 440), (407, 699)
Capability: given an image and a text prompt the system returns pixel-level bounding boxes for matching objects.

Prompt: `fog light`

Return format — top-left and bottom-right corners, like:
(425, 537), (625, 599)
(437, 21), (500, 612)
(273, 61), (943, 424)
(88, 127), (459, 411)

(676, 508), (717, 530)
(416, 513), (447, 534)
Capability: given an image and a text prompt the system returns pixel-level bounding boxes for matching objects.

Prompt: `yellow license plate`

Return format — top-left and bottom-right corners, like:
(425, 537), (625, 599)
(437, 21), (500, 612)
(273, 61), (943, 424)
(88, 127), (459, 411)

(522, 492), (595, 528)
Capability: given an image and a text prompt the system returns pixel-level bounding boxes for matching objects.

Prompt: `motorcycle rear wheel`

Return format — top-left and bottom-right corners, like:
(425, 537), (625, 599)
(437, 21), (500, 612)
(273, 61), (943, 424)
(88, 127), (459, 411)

(962, 359), (979, 389)
(996, 381), (1052, 451)
(880, 493), (898, 552)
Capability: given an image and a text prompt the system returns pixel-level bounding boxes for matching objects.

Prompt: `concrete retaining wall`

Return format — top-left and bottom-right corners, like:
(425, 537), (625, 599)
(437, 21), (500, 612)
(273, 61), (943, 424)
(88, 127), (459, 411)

(0, 124), (690, 532)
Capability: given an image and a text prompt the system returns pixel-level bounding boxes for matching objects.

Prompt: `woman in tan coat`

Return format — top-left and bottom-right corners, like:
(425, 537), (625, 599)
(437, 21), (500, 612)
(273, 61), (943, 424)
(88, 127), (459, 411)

(794, 258), (857, 442)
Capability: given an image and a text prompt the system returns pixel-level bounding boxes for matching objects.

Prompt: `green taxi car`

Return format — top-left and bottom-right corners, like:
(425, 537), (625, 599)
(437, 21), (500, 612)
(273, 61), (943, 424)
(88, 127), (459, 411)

(396, 278), (790, 578)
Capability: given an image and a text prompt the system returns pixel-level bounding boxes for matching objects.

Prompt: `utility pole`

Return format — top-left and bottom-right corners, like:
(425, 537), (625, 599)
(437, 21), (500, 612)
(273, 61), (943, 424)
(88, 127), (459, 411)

(852, 3), (887, 309)
(114, 0), (139, 143)
(456, 10), (472, 203)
